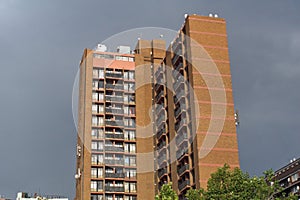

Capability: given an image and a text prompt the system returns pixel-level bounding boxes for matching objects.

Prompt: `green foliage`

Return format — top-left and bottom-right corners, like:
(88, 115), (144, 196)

(186, 164), (298, 200)
(155, 182), (178, 200)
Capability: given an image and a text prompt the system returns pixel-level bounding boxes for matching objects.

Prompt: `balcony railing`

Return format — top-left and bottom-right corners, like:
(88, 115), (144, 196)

(173, 77), (185, 91)
(104, 159), (124, 165)
(174, 61), (183, 72)
(106, 95), (123, 102)
(105, 120), (124, 127)
(176, 148), (188, 160)
(155, 66), (163, 79)
(172, 51), (183, 65)
(156, 127), (166, 139)
(156, 115), (165, 127)
(157, 141), (166, 151)
(178, 164), (189, 176)
(157, 154), (167, 165)
(174, 104), (186, 118)
(178, 180), (190, 191)
(175, 118), (187, 132)
(176, 132), (188, 146)
(105, 133), (124, 139)
(105, 186), (125, 192)
(105, 173), (125, 178)
(105, 146), (124, 152)
(155, 90), (164, 102)
(105, 72), (123, 78)
(105, 84), (124, 90)
(106, 107), (124, 114)
(174, 90), (185, 104)
(158, 168), (167, 178)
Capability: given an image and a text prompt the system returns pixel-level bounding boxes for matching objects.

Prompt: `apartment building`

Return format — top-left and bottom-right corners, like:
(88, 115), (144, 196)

(273, 158), (300, 198)
(75, 45), (137, 200)
(75, 14), (239, 200)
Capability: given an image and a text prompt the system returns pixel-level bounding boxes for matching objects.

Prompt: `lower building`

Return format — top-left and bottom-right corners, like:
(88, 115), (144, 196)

(273, 158), (300, 198)
(16, 192), (68, 200)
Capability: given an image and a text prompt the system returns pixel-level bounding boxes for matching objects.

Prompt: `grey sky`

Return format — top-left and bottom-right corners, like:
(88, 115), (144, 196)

(0, 0), (299, 199)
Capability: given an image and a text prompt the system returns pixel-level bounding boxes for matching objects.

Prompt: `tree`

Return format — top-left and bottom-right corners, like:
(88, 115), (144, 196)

(186, 164), (298, 200)
(155, 182), (178, 200)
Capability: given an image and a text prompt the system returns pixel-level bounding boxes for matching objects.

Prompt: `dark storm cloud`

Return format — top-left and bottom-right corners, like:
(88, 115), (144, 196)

(0, 0), (299, 198)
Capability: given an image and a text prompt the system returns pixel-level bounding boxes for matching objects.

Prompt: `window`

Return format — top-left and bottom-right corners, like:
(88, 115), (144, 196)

(92, 129), (104, 139)
(92, 104), (98, 113)
(129, 71), (134, 80)
(291, 173), (299, 182)
(93, 69), (99, 78)
(91, 181), (103, 192)
(99, 93), (104, 100)
(92, 154), (103, 165)
(91, 195), (103, 200)
(91, 167), (103, 178)
(124, 71), (129, 79)
(125, 156), (136, 166)
(124, 106), (129, 115)
(128, 57), (134, 62)
(93, 81), (98, 89)
(99, 69), (104, 78)
(130, 183), (136, 192)
(92, 141), (103, 151)
(92, 92), (98, 101)
(125, 169), (136, 179)
(105, 195), (113, 200)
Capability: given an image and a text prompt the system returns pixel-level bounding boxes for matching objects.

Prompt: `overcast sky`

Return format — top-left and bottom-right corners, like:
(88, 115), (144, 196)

(0, 0), (299, 199)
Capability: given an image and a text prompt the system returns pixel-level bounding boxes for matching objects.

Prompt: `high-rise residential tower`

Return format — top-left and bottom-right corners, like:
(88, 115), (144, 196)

(75, 14), (239, 200)
(75, 46), (137, 200)
(150, 14), (240, 199)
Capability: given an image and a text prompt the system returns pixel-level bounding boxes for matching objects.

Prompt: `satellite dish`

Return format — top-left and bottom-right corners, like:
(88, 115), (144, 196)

(214, 14), (219, 18)
(184, 14), (188, 19)
(209, 13), (213, 17)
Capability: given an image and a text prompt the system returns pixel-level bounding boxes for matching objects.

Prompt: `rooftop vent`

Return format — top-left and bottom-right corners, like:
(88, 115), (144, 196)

(95, 44), (107, 52)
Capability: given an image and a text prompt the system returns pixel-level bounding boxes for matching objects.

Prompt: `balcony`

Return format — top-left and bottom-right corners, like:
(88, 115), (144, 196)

(157, 140), (166, 151)
(105, 72), (123, 79)
(105, 84), (124, 90)
(158, 168), (168, 178)
(105, 120), (124, 127)
(105, 186), (125, 192)
(104, 159), (124, 165)
(156, 115), (165, 127)
(155, 90), (164, 102)
(106, 107), (124, 115)
(174, 61), (183, 72)
(157, 154), (167, 165)
(155, 66), (163, 79)
(105, 146), (124, 152)
(178, 180), (190, 191)
(172, 39), (182, 53)
(105, 133), (124, 139)
(106, 95), (123, 102)
(178, 164), (189, 176)
(174, 104), (186, 118)
(176, 132), (188, 146)
(156, 127), (166, 139)
(105, 173), (125, 178)
(173, 77), (185, 92)
(174, 90), (185, 104)
(172, 51), (183, 66)
(176, 148), (188, 160)
(175, 118), (188, 132)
